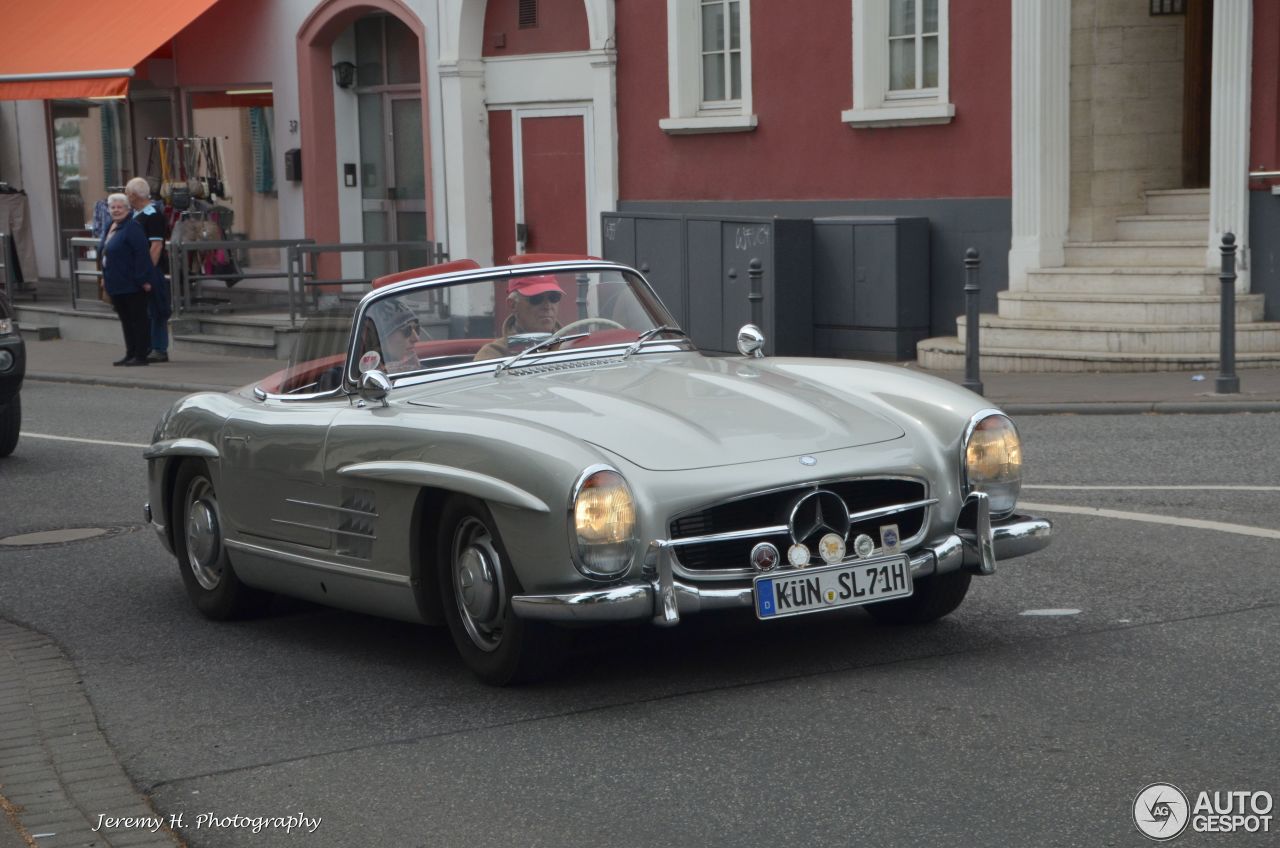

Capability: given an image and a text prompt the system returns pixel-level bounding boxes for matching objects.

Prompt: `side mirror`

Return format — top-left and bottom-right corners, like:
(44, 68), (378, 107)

(358, 370), (392, 407)
(736, 324), (765, 358)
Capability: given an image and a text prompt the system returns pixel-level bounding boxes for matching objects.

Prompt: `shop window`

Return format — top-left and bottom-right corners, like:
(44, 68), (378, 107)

(188, 90), (281, 269)
(51, 100), (130, 252)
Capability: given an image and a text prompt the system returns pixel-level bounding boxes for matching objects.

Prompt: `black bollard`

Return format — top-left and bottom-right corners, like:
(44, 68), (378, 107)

(963, 248), (983, 395)
(1216, 233), (1240, 394)
(748, 258), (764, 329)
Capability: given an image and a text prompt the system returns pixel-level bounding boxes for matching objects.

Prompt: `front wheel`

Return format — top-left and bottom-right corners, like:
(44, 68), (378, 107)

(862, 569), (971, 626)
(437, 496), (567, 685)
(0, 394), (20, 457)
(170, 460), (268, 619)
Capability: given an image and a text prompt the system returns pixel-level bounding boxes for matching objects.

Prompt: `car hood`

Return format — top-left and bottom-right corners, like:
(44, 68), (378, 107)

(408, 354), (905, 471)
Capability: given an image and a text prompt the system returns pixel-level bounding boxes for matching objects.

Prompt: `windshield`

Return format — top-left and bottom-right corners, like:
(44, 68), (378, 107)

(267, 266), (686, 395)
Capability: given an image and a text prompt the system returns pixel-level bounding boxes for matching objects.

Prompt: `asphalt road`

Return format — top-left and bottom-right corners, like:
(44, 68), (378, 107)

(2, 380), (1278, 847)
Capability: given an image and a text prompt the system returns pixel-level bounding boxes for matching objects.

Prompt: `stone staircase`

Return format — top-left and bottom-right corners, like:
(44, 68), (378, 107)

(917, 189), (1280, 372)
(11, 276), (302, 360)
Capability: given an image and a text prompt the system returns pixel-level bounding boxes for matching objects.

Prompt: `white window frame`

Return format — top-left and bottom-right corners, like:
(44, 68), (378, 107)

(660, 0), (757, 134)
(844, 0), (954, 128)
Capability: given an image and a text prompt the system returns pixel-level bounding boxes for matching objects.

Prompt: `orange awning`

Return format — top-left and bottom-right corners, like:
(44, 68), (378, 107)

(0, 0), (221, 100)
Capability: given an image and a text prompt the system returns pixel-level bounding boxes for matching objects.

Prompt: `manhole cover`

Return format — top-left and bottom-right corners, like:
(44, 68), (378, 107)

(0, 526), (136, 548)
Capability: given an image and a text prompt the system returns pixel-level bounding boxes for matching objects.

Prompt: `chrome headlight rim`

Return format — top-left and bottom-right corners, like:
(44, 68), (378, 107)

(567, 464), (638, 582)
(960, 408), (1022, 520)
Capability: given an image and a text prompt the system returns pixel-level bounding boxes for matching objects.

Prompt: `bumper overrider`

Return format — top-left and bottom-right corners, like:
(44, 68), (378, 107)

(512, 495), (1053, 626)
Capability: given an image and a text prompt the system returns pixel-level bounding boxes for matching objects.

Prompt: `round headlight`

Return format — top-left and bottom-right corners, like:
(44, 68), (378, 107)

(963, 412), (1022, 516)
(569, 467), (637, 579)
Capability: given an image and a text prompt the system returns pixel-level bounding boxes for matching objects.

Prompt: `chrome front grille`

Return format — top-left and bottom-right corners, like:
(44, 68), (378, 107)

(668, 478), (931, 578)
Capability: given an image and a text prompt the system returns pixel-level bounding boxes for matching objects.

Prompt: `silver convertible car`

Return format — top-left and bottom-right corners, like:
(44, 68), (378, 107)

(145, 258), (1052, 684)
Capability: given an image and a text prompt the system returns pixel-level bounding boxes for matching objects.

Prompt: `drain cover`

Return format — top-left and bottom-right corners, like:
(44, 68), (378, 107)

(0, 527), (111, 547)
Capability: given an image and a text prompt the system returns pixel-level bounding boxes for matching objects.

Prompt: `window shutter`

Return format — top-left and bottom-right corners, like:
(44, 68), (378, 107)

(519, 0), (538, 29)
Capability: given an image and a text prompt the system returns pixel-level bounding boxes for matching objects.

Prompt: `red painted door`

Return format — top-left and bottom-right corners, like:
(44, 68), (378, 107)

(516, 113), (587, 257)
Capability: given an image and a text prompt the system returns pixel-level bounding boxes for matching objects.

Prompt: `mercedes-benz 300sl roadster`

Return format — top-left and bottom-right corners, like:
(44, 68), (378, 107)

(145, 258), (1052, 684)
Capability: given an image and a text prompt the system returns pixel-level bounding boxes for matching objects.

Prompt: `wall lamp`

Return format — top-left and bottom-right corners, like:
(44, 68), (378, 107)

(332, 61), (356, 89)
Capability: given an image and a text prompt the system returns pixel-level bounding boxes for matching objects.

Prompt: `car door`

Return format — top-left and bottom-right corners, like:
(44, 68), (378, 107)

(218, 398), (347, 550)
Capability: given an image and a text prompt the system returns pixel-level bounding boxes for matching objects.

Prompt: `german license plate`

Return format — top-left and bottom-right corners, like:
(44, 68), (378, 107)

(754, 555), (912, 620)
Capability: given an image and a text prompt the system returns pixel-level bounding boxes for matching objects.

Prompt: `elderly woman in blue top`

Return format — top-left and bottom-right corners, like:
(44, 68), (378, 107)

(99, 193), (154, 366)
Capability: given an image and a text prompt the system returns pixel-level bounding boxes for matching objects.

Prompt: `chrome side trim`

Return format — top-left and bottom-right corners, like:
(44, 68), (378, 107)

(143, 438), (219, 461)
(512, 535), (959, 624)
(285, 498), (378, 518)
(268, 518), (377, 540)
(337, 461), (549, 513)
(667, 497), (938, 548)
(224, 538), (410, 586)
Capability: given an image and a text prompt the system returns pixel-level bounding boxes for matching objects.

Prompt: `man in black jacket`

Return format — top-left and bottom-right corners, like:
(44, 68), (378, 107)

(126, 178), (172, 362)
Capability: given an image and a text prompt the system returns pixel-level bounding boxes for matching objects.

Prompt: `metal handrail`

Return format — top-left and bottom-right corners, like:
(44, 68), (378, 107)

(288, 240), (448, 327)
(171, 236), (314, 316)
(67, 236), (105, 311)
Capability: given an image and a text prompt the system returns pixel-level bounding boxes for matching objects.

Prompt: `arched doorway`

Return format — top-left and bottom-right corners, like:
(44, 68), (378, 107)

(297, 0), (432, 276)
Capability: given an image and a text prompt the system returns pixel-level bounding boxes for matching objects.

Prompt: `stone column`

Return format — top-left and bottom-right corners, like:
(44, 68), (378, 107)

(589, 49), (619, 258)
(1008, 0), (1071, 291)
(437, 59), (493, 266)
(1207, 0), (1252, 292)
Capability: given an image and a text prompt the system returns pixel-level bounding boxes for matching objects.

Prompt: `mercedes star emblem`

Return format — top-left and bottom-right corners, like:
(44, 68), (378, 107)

(787, 489), (852, 547)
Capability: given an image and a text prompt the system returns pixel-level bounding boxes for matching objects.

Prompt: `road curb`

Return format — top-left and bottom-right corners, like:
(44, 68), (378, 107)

(1003, 401), (1280, 415)
(27, 373), (235, 395)
(26, 372), (1280, 415)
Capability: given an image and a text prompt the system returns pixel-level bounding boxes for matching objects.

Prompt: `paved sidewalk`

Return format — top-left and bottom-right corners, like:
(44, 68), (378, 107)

(0, 622), (180, 848)
(17, 336), (1280, 413)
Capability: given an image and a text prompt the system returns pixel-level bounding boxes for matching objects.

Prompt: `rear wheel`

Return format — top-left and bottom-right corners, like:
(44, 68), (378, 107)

(863, 569), (972, 625)
(437, 496), (567, 685)
(0, 394), (20, 457)
(171, 460), (268, 619)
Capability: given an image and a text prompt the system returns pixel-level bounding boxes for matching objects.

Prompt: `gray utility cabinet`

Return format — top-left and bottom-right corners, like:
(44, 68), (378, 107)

(812, 216), (931, 360)
(602, 213), (813, 356)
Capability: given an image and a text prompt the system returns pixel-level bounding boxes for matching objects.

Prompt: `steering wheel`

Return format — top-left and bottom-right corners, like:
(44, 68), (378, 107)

(555, 317), (625, 338)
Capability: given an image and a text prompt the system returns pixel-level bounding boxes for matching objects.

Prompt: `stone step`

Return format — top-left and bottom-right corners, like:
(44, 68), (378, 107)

(16, 322), (60, 341)
(1062, 241), (1206, 268)
(996, 291), (1264, 325)
(917, 336), (1280, 372)
(1116, 214), (1208, 241)
(955, 315), (1280, 355)
(1144, 188), (1210, 216)
(171, 314), (286, 344)
(1024, 267), (1218, 296)
(171, 333), (281, 360)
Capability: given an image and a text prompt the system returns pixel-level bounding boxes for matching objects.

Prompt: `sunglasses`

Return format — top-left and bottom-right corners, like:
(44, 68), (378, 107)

(525, 292), (562, 306)
(396, 322), (420, 338)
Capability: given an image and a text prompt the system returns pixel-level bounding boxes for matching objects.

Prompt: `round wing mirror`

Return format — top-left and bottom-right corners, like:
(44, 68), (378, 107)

(358, 369), (392, 406)
(736, 324), (766, 358)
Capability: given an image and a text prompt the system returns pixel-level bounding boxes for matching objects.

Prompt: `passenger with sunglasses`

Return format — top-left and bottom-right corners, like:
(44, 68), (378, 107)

(474, 275), (565, 361)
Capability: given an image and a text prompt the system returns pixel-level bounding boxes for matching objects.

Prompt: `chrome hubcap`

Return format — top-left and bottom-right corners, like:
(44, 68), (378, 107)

(452, 517), (505, 652)
(185, 478), (223, 591)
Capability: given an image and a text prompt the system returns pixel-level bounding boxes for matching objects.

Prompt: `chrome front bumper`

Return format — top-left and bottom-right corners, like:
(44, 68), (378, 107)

(511, 510), (1053, 626)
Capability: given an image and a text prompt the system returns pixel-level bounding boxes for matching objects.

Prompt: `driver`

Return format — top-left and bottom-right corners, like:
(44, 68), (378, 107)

(474, 275), (564, 361)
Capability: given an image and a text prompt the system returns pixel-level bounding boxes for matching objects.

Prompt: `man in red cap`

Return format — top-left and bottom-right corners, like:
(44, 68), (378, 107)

(475, 275), (565, 361)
